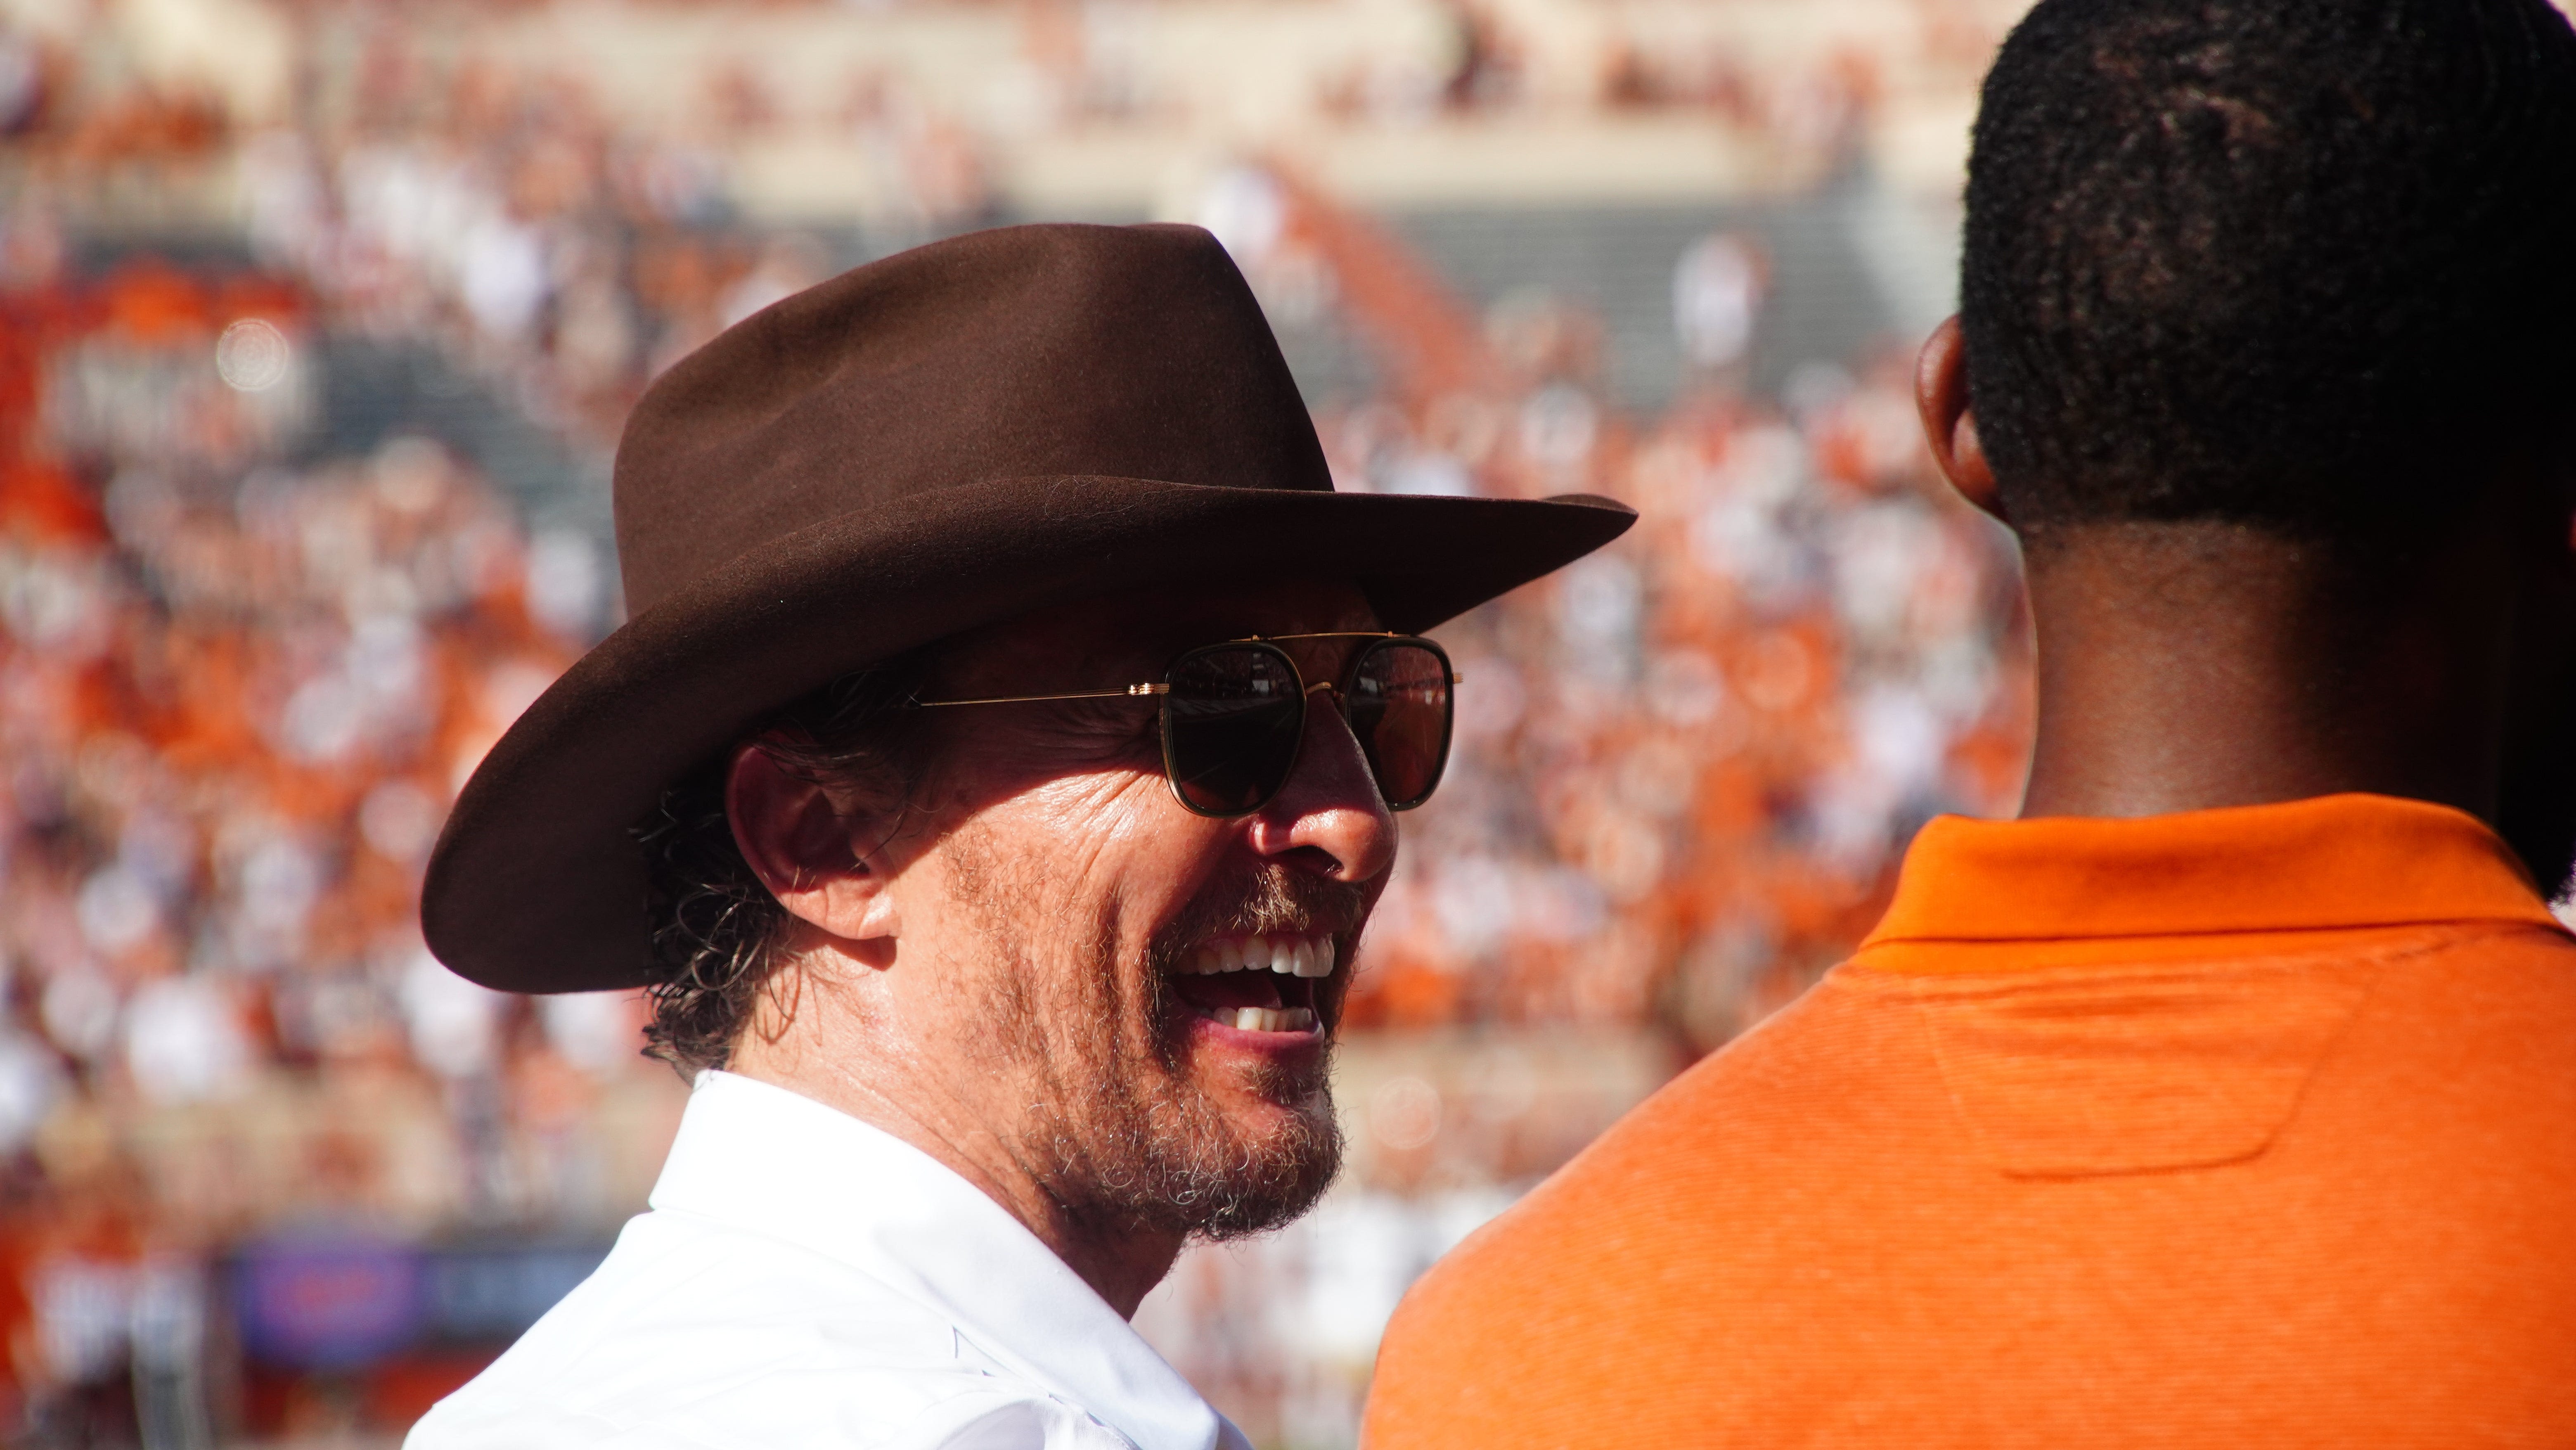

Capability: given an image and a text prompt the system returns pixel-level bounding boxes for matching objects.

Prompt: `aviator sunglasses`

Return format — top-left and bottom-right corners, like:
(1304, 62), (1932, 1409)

(911, 633), (1459, 817)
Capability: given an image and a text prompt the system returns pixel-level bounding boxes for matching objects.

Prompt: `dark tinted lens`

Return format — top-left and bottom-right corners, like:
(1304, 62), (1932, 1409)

(1345, 641), (1453, 809)
(1162, 645), (1307, 815)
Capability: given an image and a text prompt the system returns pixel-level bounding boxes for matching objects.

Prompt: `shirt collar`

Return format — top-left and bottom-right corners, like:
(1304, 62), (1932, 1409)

(1863, 792), (2562, 947)
(648, 1070), (1240, 1450)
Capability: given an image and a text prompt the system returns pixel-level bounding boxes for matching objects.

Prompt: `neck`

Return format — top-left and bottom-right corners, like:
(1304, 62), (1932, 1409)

(726, 971), (1184, 1319)
(2016, 520), (2514, 823)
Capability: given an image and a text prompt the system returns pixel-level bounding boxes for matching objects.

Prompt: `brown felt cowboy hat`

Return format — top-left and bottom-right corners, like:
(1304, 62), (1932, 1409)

(423, 222), (1634, 994)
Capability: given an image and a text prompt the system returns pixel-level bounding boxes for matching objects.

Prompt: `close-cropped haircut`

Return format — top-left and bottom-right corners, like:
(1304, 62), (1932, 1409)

(1961, 0), (2576, 539)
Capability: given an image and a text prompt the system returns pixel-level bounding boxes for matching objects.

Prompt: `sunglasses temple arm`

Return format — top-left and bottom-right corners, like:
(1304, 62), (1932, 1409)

(911, 683), (1171, 708)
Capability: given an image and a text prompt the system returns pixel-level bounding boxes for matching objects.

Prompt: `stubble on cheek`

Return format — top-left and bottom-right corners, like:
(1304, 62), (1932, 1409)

(936, 827), (1107, 1081)
(935, 820), (1346, 1241)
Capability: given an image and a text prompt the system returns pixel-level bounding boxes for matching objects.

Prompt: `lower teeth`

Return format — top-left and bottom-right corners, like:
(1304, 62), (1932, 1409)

(1218, 1005), (1315, 1033)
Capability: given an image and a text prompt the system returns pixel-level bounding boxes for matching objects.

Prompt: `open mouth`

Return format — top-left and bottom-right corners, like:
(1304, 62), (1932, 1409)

(1166, 933), (1335, 1035)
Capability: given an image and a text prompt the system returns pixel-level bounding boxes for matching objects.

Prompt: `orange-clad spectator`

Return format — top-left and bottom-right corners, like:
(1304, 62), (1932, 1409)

(0, 461), (104, 545)
(0, 1207), (31, 1426)
(1363, 0), (2576, 1441)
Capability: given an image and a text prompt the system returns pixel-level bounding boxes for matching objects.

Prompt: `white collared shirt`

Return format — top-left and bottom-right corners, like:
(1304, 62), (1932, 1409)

(407, 1071), (1250, 1450)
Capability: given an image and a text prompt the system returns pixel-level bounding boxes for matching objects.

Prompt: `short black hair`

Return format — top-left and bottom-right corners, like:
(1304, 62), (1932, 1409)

(1962, 0), (2576, 538)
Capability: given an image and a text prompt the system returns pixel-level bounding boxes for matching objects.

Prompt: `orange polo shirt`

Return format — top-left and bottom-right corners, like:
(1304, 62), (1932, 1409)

(1364, 794), (2576, 1447)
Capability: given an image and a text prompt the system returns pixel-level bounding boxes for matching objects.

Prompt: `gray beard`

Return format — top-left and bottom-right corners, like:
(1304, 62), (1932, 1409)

(952, 840), (1347, 1243)
(1036, 1011), (1344, 1243)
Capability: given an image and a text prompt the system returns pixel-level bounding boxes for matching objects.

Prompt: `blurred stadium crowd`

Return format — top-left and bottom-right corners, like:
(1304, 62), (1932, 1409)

(0, 0), (2027, 1445)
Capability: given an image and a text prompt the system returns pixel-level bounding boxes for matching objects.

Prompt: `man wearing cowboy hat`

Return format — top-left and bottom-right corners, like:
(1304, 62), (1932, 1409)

(404, 223), (1630, 1450)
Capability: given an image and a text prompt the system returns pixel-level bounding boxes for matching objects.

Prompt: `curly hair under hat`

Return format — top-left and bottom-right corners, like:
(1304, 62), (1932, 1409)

(631, 652), (935, 1074)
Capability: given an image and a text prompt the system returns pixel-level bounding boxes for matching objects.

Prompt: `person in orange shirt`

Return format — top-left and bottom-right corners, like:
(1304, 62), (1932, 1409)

(1363, 0), (2576, 1442)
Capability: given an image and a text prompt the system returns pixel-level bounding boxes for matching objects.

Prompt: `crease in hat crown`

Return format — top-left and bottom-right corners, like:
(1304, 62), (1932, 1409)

(613, 222), (1333, 616)
(424, 220), (1636, 993)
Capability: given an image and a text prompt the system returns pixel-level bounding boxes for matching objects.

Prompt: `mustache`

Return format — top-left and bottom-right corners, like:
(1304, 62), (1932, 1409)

(1147, 864), (1372, 967)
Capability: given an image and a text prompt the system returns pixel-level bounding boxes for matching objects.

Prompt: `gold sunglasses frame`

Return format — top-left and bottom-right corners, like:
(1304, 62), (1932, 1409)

(910, 632), (1463, 817)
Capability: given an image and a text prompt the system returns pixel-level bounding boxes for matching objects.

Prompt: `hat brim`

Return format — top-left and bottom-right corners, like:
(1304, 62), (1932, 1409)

(423, 476), (1635, 993)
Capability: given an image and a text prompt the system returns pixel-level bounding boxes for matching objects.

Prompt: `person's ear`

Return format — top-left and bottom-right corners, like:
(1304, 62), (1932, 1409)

(1916, 315), (2005, 522)
(724, 740), (898, 945)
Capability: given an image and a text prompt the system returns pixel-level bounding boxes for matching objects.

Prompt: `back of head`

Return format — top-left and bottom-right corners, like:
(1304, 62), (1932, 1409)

(1963, 0), (2576, 540)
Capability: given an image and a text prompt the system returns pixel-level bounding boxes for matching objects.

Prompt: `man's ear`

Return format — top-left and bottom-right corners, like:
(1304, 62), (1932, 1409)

(725, 741), (898, 944)
(1916, 315), (2006, 522)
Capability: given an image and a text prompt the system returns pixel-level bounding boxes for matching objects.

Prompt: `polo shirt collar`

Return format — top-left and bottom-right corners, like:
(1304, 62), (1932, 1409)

(649, 1070), (1240, 1450)
(1864, 792), (2562, 946)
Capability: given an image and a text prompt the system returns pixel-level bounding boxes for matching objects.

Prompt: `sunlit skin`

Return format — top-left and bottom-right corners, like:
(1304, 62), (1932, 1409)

(722, 579), (1395, 1317)
(1916, 315), (2576, 884)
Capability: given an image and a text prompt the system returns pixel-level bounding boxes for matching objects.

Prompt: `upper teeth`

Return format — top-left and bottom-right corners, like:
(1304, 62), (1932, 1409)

(1183, 934), (1335, 978)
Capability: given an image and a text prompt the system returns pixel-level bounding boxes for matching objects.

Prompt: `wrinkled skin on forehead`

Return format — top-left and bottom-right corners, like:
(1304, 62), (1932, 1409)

(724, 578), (1397, 1315)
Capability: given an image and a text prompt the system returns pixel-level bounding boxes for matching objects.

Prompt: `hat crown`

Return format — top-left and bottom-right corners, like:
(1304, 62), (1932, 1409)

(612, 223), (1332, 616)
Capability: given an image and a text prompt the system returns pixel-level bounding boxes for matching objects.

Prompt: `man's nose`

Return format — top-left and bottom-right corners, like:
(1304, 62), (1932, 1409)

(1245, 692), (1398, 883)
